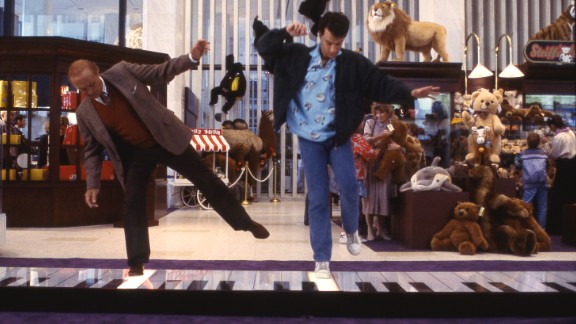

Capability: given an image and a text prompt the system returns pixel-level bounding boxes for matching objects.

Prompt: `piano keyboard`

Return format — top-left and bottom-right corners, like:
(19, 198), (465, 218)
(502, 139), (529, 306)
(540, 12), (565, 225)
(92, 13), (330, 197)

(1, 266), (575, 293)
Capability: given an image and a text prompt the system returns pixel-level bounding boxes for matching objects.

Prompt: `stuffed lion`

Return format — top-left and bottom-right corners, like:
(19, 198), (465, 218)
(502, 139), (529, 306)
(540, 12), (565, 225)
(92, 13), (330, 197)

(366, 1), (449, 62)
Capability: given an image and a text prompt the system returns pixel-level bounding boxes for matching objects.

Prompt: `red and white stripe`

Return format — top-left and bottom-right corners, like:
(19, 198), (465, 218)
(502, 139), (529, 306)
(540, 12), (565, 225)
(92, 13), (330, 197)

(190, 134), (230, 152)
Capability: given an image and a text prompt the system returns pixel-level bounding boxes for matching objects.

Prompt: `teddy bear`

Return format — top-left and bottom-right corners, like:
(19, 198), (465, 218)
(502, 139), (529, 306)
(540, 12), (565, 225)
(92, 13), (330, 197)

(210, 54), (247, 122)
(466, 164), (498, 206)
(483, 191), (551, 256)
(523, 104), (554, 127)
(373, 118), (408, 184)
(431, 201), (489, 255)
(403, 134), (425, 180)
(504, 90), (522, 110)
(453, 91), (464, 112)
(462, 88), (505, 165)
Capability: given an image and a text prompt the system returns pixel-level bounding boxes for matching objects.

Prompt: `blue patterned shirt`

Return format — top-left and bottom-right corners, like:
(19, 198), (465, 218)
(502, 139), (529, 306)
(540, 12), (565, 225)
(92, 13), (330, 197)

(286, 45), (339, 142)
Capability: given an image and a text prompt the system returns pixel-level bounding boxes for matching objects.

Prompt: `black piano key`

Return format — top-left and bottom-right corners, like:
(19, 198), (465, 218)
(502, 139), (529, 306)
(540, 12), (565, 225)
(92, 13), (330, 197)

(409, 282), (434, 292)
(542, 282), (576, 292)
(383, 282), (405, 293)
(489, 282), (518, 292)
(302, 281), (318, 291)
(463, 282), (492, 293)
(217, 281), (235, 291)
(274, 281), (290, 291)
(186, 280), (208, 290)
(74, 279), (100, 288)
(356, 282), (377, 293)
(0, 277), (19, 286)
(101, 279), (125, 289)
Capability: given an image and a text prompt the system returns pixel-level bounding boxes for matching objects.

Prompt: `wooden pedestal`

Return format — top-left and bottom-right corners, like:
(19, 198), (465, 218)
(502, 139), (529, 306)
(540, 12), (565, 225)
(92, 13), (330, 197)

(393, 191), (470, 249)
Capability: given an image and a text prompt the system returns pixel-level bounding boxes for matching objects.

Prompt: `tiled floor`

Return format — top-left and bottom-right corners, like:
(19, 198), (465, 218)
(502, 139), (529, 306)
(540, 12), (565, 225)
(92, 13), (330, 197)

(2, 196), (575, 263)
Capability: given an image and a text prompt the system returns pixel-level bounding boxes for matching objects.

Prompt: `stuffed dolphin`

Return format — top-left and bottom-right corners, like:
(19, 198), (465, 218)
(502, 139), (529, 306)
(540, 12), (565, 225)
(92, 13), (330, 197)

(399, 157), (462, 192)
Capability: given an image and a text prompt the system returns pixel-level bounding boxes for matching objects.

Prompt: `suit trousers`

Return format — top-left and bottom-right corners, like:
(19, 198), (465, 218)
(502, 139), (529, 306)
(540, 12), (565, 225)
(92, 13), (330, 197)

(119, 144), (254, 266)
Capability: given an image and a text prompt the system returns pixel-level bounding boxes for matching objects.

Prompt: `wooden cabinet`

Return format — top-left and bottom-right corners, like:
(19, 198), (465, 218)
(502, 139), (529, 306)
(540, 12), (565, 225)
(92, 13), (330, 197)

(0, 37), (170, 227)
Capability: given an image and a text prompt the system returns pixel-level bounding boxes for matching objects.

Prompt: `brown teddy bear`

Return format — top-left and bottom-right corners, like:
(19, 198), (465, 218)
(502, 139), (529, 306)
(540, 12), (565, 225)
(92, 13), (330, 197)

(462, 88), (505, 165)
(431, 201), (489, 255)
(373, 118), (409, 184)
(467, 164), (498, 206)
(484, 192), (551, 256)
(403, 134), (425, 180)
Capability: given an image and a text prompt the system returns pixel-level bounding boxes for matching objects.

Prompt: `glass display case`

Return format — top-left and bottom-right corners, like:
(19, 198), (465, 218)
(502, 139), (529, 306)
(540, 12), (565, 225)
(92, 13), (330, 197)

(0, 37), (169, 227)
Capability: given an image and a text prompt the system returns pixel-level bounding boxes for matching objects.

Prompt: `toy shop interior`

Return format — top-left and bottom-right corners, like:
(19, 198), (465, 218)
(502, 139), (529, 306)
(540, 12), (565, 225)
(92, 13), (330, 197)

(0, 0), (575, 321)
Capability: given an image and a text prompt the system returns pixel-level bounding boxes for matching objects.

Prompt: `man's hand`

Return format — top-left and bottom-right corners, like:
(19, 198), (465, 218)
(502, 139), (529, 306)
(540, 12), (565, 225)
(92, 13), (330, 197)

(286, 23), (308, 37)
(85, 188), (100, 208)
(191, 39), (210, 61)
(411, 86), (441, 99)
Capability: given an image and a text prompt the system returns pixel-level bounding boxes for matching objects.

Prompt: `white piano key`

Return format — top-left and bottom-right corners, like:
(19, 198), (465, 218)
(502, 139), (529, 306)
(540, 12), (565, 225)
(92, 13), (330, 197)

(476, 271), (538, 292)
(548, 271), (576, 282)
(254, 270), (282, 291)
(429, 272), (479, 292)
(380, 272), (419, 292)
(306, 271), (339, 291)
(331, 271), (362, 292)
(227, 270), (257, 291)
(355, 272), (388, 292)
(117, 270), (156, 289)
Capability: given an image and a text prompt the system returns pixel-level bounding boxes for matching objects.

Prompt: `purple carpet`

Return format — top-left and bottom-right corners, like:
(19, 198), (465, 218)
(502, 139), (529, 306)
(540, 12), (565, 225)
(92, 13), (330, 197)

(0, 257), (574, 272)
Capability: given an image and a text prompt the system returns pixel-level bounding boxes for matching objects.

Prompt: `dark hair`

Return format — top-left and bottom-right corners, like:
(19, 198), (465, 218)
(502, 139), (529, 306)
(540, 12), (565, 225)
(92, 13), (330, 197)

(546, 114), (565, 128)
(317, 12), (350, 38)
(526, 132), (540, 149)
(13, 114), (26, 123)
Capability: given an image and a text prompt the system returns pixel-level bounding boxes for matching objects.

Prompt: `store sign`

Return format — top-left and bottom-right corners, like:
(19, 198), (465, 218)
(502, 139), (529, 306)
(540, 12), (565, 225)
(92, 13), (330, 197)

(191, 128), (222, 136)
(524, 40), (575, 64)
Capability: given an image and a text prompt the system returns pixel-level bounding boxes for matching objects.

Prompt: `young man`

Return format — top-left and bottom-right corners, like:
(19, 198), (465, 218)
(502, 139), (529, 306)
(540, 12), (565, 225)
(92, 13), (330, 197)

(514, 132), (549, 228)
(256, 12), (439, 278)
(68, 39), (269, 276)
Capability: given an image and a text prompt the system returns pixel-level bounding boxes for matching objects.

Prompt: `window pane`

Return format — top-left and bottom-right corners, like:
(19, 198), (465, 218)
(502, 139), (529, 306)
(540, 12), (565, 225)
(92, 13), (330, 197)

(15, 0), (119, 45)
(0, 0), (5, 36)
(126, 0), (142, 49)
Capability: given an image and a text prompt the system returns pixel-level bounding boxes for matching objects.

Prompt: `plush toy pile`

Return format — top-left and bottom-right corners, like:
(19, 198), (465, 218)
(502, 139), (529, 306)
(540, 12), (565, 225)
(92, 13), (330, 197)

(431, 201), (489, 255)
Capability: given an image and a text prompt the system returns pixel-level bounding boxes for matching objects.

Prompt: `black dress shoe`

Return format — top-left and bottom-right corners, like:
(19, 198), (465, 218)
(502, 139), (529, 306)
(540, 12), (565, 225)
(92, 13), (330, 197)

(247, 220), (270, 239)
(128, 264), (144, 276)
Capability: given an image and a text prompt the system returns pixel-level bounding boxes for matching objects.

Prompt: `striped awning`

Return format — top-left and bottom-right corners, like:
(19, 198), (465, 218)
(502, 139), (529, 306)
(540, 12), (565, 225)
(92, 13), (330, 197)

(190, 129), (230, 152)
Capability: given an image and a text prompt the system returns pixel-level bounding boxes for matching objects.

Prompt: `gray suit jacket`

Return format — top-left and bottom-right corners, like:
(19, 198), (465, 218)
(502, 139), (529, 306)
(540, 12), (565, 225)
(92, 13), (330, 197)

(76, 54), (196, 190)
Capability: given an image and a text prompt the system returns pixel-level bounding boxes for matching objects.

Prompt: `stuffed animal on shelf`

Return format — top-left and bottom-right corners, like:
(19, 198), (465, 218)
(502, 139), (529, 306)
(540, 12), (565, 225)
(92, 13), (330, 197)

(366, 1), (449, 62)
(431, 201), (489, 255)
(484, 192), (552, 256)
(466, 164), (498, 206)
(210, 54), (247, 121)
(403, 134), (425, 180)
(373, 118), (408, 184)
(467, 126), (493, 166)
(399, 156), (462, 192)
(298, 0), (330, 37)
(462, 88), (505, 165)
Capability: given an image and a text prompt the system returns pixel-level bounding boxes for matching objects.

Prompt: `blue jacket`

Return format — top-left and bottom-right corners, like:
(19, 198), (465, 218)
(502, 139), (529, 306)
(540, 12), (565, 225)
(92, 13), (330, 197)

(514, 148), (548, 188)
(255, 28), (415, 145)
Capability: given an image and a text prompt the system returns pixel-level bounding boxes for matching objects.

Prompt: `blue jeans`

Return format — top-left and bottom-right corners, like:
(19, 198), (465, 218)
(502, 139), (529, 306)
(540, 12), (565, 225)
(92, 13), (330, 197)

(298, 137), (359, 262)
(523, 186), (548, 229)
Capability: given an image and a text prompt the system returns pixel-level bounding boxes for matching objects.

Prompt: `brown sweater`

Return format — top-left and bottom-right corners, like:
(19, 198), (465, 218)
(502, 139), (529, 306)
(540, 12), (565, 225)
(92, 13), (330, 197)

(92, 84), (156, 149)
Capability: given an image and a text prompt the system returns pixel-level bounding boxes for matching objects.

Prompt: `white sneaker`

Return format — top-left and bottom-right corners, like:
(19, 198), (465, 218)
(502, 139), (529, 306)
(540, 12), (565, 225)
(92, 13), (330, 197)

(338, 232), (347, 244)
(381, 232), (392, 241)
(346, 231), (362, 256)
(314, 261), (331, 279)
